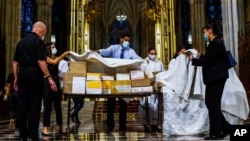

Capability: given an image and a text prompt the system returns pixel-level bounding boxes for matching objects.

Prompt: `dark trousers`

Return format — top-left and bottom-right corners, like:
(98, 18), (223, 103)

(205, 79), (230, 136)
(9, 92), (18, 120)
(107, 98), (127, 130)
(18, 67), (43, 139)
(72, 98), (84, 118)
(43, 77), (62, 126)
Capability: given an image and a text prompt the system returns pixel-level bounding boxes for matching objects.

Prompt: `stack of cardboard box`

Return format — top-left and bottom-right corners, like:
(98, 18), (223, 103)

(63, 61), (153, 94)
(63, 61), (87, 94)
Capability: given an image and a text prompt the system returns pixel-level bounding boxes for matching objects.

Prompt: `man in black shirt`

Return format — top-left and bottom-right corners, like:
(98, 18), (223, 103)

(13, 21), (57, 140)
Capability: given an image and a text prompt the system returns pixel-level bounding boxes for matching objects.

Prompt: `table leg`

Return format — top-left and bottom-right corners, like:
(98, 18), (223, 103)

(66, 97), (71, 134)
(145, 96), (151, 133)
(157, 93), (163, 133)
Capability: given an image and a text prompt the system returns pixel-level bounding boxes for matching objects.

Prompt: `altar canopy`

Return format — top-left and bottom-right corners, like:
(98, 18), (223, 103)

(156, 49), (249, 136)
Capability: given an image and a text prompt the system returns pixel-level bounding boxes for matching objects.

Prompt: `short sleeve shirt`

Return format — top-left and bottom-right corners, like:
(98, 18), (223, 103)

(13, 32), (46, 66)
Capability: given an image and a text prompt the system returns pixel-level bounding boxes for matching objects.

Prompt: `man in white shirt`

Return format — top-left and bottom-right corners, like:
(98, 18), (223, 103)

(139, 47), (165, 133)
(96, 33), (141, 134)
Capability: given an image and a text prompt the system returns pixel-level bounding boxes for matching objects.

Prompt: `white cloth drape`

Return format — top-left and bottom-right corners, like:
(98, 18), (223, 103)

(156, 50), (209, 135)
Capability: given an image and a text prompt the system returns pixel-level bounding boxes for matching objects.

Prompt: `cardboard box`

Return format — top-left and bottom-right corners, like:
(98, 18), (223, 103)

(102, 80), (114, 94)
(116, 73), (130, 80)
(63, 72), (86, 94)
(87, 73), (101, 80)
(111, 80), (131, 94)
(131, 78), (151, 87)
(116, 66), (128, 73)
(86, 80), (102, 94)
(131, 86), (153, 93)
(130, 70), (145, 80)
(101, 73), (115, 80)
(69, 61), (87, 74)
(87, 62), (115, 73)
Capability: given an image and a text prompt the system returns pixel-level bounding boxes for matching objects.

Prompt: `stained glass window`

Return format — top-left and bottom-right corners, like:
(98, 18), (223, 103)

(109, 20), (131, 45)
(207, 0), (222, 36)
(21, 0), (35, 37)
(207, 0), (222, 23)
(181, 0), (190, 47)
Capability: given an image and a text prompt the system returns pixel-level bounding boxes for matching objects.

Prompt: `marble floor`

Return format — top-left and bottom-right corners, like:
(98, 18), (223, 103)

(0, 101), (230, 141)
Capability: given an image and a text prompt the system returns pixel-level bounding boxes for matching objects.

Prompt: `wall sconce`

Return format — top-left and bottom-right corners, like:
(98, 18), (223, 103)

(187, 32), (192, 45)
(51, 34), (56, 43)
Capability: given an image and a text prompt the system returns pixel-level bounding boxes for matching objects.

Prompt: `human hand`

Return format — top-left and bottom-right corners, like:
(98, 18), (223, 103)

(13, 78), (18, 91)
(188, 55), (193, 61)
(65, 51), (70, 55)
(48, 77), (57, 92)
(3, 95), (8, 101)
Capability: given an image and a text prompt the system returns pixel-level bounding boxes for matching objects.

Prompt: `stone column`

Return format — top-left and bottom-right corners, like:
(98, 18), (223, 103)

(36, 0), (53, 43)
(159, 0), (176, 68)
(5, 0), (21, 76)
(221, 0), (239, 73)
(237, 0), (245, 36)
(189, 0), (206, 54)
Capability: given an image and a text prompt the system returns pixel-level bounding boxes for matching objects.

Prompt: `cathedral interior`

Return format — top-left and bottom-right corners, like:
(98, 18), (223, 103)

(0, 0), (250, 140)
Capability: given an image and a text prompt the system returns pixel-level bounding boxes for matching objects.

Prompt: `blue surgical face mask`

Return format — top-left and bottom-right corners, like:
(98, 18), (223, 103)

(122, 41), (130, 49)
(203, 33), (209, 42)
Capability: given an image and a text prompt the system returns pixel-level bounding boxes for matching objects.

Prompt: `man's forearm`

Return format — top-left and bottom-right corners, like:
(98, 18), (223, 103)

(37, 60), (50, 77)
(13, 61), (19, 79)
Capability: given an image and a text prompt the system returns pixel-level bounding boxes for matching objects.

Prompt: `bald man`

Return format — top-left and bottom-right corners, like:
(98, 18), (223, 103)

(13, 21), (57, 140)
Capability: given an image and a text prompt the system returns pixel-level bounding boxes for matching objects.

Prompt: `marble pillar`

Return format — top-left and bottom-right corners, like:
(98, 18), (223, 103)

(189, 0), (206, 54)
(4, 0), (21, 77)
(221, 0), (239, 73)
(36, 0), (53, 43)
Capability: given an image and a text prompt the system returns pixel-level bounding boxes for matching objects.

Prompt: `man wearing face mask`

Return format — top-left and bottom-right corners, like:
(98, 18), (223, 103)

(139, 47), (165, 133)
(97, 33), (141, 59)
(42, 43), (70, 136)
(13, 21), (57, 140)
(96, 33), (141, 134)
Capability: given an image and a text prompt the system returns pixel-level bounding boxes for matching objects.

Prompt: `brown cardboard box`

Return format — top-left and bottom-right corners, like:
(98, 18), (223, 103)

(63, 72), (86, 94)
(69, 61), (87, 74)
(131, 78), (151, 87)
(87, 62), (115, 73)
(116, 66), (128, 73)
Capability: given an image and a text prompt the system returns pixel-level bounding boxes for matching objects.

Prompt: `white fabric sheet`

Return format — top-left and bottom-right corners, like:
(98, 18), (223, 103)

(222, 68), (249, 123)
(156, 50), (209, 135)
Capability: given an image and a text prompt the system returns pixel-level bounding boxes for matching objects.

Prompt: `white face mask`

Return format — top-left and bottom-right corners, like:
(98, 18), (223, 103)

(122, 41), (130, 49)
(52, 48), (57, 55)
(148, 55), (156, 60)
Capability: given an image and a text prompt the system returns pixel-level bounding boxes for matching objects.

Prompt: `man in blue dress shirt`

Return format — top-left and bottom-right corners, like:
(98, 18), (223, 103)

(97, 33), (141, 133)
